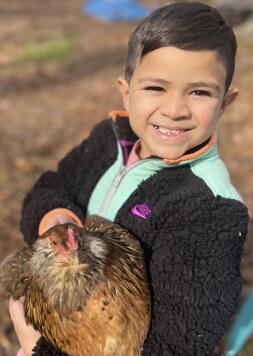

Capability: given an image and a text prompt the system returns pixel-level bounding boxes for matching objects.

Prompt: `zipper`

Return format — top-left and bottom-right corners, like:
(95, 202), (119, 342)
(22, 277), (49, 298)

(98, 121), (150, 216)
(98, 160), (148, 217)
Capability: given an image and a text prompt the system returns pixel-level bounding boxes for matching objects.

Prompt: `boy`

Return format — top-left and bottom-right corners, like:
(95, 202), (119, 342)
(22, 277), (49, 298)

(10, 2), (248, 355)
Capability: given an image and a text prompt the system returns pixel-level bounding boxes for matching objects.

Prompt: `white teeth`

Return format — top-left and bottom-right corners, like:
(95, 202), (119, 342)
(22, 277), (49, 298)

(153, 125), (183, 134)
(159, 127), (181, 134)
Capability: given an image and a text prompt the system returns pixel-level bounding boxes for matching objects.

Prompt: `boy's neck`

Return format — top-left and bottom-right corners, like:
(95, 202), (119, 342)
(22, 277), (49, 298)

(184, 137), (211, 155)
(126, 136), (213, 167)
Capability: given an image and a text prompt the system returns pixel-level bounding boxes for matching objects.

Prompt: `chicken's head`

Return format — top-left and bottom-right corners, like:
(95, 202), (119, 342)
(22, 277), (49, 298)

(29, 223), (107, 313)
(46, 225), (79, 258)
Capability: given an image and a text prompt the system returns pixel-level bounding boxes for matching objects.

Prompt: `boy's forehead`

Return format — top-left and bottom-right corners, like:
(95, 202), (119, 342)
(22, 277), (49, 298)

(133, 46), (226, 87)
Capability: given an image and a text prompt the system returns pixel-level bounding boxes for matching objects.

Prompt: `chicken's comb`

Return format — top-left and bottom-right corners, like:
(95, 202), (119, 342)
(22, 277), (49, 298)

(67, 227), (78, 250)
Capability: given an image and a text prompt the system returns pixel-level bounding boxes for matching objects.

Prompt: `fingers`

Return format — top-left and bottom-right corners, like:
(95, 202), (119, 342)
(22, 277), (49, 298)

(17, 348), (26, 356)
(9, 297), (26, 326)
(39, 213), (77, 235)
(9, 297), (41, 356)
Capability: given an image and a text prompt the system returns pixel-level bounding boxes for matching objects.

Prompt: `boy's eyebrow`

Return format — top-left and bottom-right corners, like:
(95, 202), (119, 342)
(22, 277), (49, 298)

(137, 77), (169, 85)
(188, 81), (221, 93)
(137, 77), (220, 93)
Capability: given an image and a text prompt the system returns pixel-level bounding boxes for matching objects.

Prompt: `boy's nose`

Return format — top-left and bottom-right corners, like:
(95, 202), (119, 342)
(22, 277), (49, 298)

(160, 94), (190, 120)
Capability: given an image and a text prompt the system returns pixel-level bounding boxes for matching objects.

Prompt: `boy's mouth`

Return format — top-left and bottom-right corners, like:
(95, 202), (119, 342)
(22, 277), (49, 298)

(153, 124), (189, 136)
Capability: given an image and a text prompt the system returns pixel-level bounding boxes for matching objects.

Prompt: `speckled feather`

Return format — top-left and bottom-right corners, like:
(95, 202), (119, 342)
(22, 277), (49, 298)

(0, 215), (150, 356)
(0, 246), (32, 299)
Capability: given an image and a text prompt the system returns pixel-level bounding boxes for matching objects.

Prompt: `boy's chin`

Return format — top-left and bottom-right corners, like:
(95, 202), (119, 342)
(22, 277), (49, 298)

(152, 147), (189, 161)
(139, 139), (196, 161)
(140, 146), (186, 161)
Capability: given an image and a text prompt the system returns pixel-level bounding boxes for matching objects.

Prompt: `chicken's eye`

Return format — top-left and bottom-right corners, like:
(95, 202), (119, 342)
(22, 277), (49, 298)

(52, 240), (58, 245)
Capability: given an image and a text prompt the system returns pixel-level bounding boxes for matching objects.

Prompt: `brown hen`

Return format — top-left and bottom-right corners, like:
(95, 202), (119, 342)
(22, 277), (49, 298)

(0, 215), (150, 356)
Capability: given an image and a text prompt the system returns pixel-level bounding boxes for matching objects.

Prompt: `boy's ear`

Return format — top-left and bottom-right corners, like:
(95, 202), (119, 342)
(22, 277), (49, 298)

(221, 87), (239, 113)
(117, 77), (130, 112)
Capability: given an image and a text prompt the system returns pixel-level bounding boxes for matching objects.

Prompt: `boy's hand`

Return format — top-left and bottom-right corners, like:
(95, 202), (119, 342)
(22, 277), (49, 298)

(39, 213), (76, 235)
(9, 297), (41, 356)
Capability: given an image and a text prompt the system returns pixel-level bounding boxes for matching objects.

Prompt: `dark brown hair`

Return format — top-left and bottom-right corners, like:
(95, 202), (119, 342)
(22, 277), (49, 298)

(125, 2), (237, 92)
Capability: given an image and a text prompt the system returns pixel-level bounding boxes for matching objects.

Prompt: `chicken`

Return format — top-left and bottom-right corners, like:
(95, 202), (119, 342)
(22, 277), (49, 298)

(0, 215), (150, 356)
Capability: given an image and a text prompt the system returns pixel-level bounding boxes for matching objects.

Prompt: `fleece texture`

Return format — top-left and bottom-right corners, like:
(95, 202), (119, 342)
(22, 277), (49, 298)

(32, 337), (67, 355)
(22, 113), (248, 355)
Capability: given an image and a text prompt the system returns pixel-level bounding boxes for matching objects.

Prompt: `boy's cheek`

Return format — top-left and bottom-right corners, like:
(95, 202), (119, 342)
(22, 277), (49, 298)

(130, 98), (157, 117)
(193, 102), (221, 126)
(199, 115), (219, 129)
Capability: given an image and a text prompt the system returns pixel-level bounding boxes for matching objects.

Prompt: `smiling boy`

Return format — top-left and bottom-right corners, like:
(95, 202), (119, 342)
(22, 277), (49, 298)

(118, 46), (237, 161)
(10, 2), (248, 355)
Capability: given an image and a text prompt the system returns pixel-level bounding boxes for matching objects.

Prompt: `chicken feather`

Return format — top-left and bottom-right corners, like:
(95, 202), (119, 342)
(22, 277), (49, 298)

(0, 215), (150, 356)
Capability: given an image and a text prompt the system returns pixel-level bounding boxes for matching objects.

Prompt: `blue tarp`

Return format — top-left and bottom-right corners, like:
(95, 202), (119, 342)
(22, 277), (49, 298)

(82, 0), (151, 21)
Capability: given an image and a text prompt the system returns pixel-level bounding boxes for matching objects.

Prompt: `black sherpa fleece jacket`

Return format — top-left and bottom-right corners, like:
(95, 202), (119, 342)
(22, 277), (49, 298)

(20, 113), (248, 355)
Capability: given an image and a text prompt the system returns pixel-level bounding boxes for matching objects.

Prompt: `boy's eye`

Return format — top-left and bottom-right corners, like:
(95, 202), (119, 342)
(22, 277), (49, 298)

(144, 86), (164, 92)
(191, 90), (211, 97)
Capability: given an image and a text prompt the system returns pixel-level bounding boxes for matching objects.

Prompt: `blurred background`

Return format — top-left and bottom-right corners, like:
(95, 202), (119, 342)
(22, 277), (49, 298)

(0, 0), (252, 354)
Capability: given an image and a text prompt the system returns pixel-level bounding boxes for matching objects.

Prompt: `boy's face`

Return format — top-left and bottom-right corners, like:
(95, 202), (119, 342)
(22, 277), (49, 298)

(118, 46), (238, 160)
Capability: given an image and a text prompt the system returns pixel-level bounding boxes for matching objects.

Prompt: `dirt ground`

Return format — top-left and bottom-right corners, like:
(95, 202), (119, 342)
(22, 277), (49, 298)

(0, 0), (252, 355)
